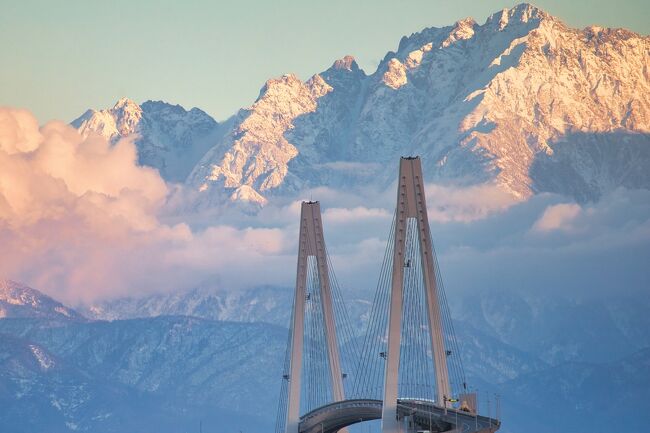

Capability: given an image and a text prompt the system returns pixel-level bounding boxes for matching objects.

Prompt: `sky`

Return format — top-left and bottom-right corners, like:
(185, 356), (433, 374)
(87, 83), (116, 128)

(1, 0), (648, 124)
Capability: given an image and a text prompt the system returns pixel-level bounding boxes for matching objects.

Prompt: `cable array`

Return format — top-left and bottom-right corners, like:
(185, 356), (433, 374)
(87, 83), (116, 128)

(303, 255), (332, 411)
(432, 241), (467, 398)
(326, 245), (362, 394)
(275, 222), (362, 431)
(351, 213), (396, 399)
(398, 218), (435, 400)
(276, 205), (469, 433)
(274, 280), (295, 433)
(351, 214), (467, 405)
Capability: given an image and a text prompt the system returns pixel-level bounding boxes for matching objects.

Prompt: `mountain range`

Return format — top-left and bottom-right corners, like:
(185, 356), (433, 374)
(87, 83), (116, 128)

(73, 3), (649, 208)
(72, 98), (228, 183)
(1, 279), (649, 433)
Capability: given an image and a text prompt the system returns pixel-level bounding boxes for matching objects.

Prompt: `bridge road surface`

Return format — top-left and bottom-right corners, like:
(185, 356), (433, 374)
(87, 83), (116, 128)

(299, 399), (500, 433)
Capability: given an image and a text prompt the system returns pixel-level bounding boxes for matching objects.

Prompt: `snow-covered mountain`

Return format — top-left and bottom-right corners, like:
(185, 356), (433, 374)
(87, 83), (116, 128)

(0, 317), (282, 433)
(72, 98), (224, 182)
(81, 285), (293, 324)
(2, 281), (649, 432)
(185, 3), (649, 207)
(495, 347), (650, 433)
(453, 289), (650, 365)
(72, 5), (649, 208)
(84, 281), (650, 374)
(0, 279), (84, 321)
(81, 285), (372, 334)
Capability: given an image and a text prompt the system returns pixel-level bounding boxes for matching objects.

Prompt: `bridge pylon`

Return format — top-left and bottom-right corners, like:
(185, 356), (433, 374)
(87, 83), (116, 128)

(381, 157), (452, 433)
(285, 201), (346, 433)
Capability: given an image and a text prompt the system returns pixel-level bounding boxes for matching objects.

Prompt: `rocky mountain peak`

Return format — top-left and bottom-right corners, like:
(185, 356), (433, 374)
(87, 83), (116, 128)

(486, 3), (551, 31)
(112, 97), (140, 111)
(0, 279), (84, 320)
(332, 55), (359, 72)
(306, 74), (334, 98)
(190, 71), (332, 204)
(321, 55), (366, 90)
(72, 97), (143, 141)
(71, 99), (221, 183)
(111, 97), (143, 136)
(440, 17), (477, 48)
(257, 74), (303, 99)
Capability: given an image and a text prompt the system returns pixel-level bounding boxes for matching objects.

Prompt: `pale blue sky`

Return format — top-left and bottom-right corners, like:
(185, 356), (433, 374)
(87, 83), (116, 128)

(1, 0), (647, 123)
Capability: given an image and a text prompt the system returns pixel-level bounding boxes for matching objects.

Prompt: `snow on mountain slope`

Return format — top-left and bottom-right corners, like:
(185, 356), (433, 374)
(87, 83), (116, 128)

(0, 280), (84, 321)
(189, 3), (649, 207)
(72, 98), (223, 182)
(187, 73), (334, 207)
(81, 285), (373, 337)
(81, 284), (552, 385)
(495, 348), (650, 433)
(453, 289), (650, 365)
(82, 285), (294, 325)
(0, 316), (286, 433)
(0, 320), (277, 433)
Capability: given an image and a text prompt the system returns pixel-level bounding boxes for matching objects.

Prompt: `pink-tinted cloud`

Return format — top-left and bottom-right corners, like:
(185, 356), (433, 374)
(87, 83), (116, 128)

(0, 108), (41, 154)
(425, 183), (518, 222)
(323, 206), (391, 224)
(2, 107), (648, 307)
(532, 203), (583, 232)
(0, 108), (296, 304)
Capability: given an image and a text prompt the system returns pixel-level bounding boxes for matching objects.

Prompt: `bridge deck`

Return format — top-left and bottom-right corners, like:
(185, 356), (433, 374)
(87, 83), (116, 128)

(299, 399), (500, 433)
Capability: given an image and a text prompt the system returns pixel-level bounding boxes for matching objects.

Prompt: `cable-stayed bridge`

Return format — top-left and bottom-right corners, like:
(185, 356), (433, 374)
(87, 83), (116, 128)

(275, 157), (501, 433)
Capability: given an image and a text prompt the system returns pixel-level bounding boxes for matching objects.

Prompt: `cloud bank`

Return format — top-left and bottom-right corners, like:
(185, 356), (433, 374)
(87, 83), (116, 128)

(0, 108), (295, 303)
(1, 107), (648, 305)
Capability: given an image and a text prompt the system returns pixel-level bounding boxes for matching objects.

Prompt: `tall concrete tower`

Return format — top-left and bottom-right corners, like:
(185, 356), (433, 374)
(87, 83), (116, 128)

(381, 157), (451, 433)
(285, 201), (346, 433)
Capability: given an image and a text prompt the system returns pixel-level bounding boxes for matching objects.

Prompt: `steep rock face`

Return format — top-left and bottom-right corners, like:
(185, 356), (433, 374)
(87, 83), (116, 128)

(72, 98), (222, 182)
(0, 280), (84, 321)
(190, 3), (649, 207)
(187, 74), (334, 207)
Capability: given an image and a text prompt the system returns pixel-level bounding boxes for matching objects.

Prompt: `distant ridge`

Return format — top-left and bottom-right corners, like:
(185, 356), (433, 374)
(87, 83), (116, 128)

(0, 279), (85, 321)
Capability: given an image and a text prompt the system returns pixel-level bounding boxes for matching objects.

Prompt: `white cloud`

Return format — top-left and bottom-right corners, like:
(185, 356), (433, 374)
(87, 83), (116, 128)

(0, 108), (296, 303)
(532, 203), (582, 232)
(319, 161), (382, 174)
(425, 183), (518, 222)
(1, 107), (648, 305)
(323, 206), (391, 224)
(0, 108), (41, 154)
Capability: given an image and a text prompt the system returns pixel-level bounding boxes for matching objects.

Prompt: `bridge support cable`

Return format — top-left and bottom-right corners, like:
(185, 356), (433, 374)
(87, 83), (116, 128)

(433, 245), (467, 399)
(399, 218), (435, 401)
(323, 243), (362, 382)
(351, 213), (396, 400)
(275, 292), (295, 433)
(305, 256), (331, 411)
